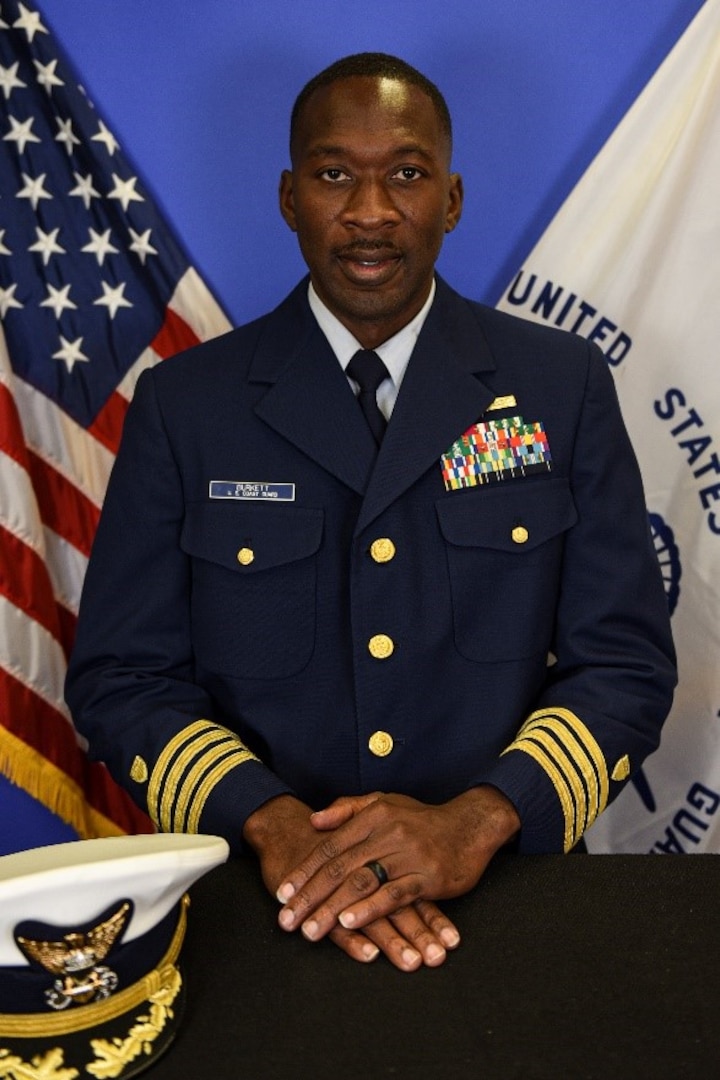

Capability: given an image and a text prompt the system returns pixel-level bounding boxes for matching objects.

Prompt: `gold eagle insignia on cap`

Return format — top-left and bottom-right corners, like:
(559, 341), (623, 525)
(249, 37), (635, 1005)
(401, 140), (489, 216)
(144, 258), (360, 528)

(15, 900), (131, 1010)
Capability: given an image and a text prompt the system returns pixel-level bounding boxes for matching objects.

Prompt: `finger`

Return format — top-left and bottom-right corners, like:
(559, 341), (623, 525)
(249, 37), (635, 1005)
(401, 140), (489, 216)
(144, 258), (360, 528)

(413, 898), (461, 951)
(276, 819), (378, 906)
(310, 792), (383, 830)
(361, 915), (425, 973)
(275, 832), (349, 904)
(388, 905), (448, 968)
(280, 861), (385, 936)
(336, 872), (425, 931)
(327, 924), (381, 965)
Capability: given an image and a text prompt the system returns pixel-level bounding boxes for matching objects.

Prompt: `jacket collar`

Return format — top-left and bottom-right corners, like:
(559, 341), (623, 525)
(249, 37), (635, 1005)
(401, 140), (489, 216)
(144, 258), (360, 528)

(250, 276), (498, 531)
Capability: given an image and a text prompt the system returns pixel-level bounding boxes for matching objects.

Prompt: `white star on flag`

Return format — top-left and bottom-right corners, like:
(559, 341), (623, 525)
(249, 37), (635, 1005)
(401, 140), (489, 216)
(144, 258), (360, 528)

(128, 227), (158, 265)
(68, 170), (100, 209)
(12, 3), (47, 43)
(40, 282), (78, 318)
(33, 57), (63, 94)
(55, 117), (80, 155)
(81, 226), (119, 265)
(91, 119), (119, 155)
(93, 280), (133, 318)
(28, 225), (66, 265)
(0, 281), (23, 315)
(107, 173), (144, 212)
(52, 334), (90, 372)
(17, 170), (51, 209)
(0, 229), (11, 254)
(3, 113), (40, 153)
(0, 61), (25, 99)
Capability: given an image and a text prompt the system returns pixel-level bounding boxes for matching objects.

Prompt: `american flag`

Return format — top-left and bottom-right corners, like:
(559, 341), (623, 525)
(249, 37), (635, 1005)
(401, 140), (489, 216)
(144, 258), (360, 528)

(0, 1), (231, 836)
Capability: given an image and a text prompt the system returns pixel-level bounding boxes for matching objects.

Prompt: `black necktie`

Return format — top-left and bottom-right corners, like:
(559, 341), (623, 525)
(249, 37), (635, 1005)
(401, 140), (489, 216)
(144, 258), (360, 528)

(346, 349), (389, 445)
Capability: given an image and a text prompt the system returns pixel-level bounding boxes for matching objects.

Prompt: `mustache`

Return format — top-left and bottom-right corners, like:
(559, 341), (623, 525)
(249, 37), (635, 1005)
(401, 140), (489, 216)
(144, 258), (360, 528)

(335, 240), (402, 258)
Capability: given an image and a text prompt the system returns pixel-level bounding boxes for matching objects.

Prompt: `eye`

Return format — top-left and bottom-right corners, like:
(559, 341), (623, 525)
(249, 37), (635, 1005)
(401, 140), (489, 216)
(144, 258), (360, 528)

(392, 166), (423, 181)
(319, 167), (351, 182)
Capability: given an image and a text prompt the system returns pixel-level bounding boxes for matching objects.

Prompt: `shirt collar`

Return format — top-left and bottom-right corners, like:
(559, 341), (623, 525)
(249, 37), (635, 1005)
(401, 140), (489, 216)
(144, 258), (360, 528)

(307, 279), (436, 392)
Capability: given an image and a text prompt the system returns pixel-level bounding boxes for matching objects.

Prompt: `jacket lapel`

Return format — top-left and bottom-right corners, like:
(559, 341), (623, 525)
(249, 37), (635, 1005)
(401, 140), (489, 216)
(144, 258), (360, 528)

(248, 278), (499, 517)
(250, 282), (376, 494)
(355, 279), (497, 534)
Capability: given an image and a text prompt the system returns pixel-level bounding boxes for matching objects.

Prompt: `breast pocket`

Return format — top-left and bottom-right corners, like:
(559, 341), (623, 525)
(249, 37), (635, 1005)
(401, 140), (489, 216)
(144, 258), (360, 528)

(181, 502), (324, 679)
(436, 478), (577, 663)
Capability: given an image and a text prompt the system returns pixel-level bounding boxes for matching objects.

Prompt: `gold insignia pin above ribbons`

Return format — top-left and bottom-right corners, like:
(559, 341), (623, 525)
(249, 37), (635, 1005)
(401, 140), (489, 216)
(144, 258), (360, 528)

(487, 394), (517, 411)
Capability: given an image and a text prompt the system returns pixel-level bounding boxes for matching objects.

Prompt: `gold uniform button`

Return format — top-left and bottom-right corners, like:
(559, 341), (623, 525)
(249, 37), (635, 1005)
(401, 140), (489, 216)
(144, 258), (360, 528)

(370, 538), (396, 563)
(511, 526), (529, 545)
(368, 634), (394, 659)
(369, 731), (394, 757)
(237, 547), (255, 566)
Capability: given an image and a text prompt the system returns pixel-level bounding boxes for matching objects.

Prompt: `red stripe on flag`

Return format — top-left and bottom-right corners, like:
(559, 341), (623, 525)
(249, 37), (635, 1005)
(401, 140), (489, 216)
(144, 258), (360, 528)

(56, 602), (78, 661)
(0, 668), (153, 836)
(0, 381), (29, 468)
(87, 308), (202, 456)
(87, 389), (129, 456)
(0, 525), (63, 648)
(151, 306), (202, 359)
(26, 450), (101, 558)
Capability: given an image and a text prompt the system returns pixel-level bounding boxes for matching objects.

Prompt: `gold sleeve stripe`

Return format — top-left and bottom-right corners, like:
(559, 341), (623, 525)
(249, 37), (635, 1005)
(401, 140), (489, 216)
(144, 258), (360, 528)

(522, 717), (603, 833)
(528, 708), (610, 807)
(167, 731), (239, 831)
(171, 740), (250, 833)
(517, 728), (591, 838)
(501, 707), (610, 852)
(504, 737), (576, 853)
(147, 719), (258, 833)
(148, 719), (222, 826)
(148, 719), (215, 815)
(185, 752), (253, 834)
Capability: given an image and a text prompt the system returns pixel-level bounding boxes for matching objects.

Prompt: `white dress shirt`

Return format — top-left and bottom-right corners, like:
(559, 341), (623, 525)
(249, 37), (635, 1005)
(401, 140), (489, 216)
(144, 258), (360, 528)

(308, 279), (436, 421)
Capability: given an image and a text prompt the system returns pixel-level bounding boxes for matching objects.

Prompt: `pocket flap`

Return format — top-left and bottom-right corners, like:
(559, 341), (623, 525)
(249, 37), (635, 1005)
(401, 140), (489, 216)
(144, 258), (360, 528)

(436, 477), (577, 553)
(181, 502), (324, 573)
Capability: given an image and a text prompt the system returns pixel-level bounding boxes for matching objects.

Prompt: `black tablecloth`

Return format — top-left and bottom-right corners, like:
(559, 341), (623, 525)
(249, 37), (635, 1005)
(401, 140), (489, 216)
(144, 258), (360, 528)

(152, 854), (720, 1079)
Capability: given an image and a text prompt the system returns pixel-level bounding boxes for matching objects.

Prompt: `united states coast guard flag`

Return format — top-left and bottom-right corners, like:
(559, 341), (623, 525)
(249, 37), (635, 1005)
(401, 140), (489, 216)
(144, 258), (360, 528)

(0, 2), (231, 837)
(498, 0), (720, 852)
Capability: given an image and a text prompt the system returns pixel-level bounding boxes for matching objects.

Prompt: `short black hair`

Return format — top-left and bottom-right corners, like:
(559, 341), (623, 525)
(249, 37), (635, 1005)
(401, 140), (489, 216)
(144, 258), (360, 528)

(290, 52), (453, 154)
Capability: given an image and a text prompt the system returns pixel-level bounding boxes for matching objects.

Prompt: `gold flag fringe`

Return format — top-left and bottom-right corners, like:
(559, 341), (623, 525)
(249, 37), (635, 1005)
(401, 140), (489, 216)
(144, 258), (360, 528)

(0, 726), (125, 841)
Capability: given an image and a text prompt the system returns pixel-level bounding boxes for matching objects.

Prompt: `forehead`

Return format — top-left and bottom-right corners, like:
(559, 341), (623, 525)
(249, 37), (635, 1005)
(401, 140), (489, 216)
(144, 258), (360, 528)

(292, 75), (449, 161)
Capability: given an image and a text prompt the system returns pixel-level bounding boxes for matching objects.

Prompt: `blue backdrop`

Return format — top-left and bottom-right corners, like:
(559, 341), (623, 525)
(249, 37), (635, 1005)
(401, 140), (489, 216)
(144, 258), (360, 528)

(0, 0), (707, 851)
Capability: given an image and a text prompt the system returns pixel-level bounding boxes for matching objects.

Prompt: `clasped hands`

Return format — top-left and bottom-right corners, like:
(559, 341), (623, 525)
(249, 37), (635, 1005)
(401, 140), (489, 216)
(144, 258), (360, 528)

(243, 786), (520, 973)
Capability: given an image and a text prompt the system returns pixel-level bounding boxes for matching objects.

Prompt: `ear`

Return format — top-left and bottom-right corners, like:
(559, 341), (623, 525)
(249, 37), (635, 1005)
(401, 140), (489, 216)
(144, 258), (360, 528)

(445, 173), (464, 233)
(279, 170), (297, 232)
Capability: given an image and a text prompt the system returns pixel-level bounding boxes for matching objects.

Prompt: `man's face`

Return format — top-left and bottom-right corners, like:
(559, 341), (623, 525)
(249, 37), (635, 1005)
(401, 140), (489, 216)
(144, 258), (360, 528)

(280, 76), (463, 349)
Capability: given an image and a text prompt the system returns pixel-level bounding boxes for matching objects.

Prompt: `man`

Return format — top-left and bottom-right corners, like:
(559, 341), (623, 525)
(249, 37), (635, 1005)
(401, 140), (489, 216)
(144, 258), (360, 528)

(66, 53), (676, 973)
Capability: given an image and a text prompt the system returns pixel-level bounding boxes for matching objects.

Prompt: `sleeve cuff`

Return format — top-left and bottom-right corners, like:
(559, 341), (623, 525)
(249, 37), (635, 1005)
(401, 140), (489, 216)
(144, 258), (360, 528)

(145, 719), (293, 851)
(481, 707), (616, 853)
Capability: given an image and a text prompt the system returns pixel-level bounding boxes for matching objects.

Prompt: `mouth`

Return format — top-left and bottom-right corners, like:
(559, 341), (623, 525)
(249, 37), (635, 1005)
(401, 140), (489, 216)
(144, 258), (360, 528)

(336, 247), (402, 284)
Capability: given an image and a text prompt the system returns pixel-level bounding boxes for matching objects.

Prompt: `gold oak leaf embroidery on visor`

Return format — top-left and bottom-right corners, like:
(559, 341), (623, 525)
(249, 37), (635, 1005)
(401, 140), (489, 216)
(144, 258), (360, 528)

(147, 720), (258, 833)
(501, 708), (610, 852)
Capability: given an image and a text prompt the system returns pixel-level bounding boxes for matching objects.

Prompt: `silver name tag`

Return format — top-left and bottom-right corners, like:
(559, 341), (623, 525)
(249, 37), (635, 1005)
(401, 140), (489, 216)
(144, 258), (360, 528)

(208, 481), (296, 501)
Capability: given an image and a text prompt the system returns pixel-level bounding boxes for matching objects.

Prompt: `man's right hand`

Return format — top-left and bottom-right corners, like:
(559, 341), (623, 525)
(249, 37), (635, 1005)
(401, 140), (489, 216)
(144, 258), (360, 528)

(242, 794), (460, 972)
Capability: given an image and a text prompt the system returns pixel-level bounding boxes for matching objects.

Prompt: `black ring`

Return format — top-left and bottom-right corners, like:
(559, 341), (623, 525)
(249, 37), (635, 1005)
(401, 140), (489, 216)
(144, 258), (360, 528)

(363, 860), (389, 886)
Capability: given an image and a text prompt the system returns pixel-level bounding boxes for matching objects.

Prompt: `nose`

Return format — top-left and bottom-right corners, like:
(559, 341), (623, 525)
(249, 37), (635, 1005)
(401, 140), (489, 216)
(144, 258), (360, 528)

(340, 177), (401, 229)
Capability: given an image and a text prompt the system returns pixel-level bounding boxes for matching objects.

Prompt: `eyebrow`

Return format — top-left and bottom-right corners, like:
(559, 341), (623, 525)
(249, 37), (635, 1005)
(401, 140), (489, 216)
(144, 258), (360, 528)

(306, 142), (436, 162)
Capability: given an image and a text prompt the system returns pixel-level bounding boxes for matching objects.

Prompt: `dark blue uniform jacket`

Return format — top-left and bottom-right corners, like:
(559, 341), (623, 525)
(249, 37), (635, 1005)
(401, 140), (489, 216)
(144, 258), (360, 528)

(66, 277), (676, 854)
